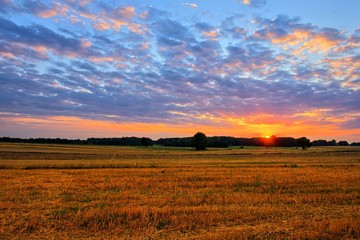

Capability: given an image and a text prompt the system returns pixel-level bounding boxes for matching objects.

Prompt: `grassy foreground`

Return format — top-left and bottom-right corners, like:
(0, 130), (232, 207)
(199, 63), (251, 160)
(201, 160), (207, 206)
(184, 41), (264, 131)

(0, 143), (360, 239)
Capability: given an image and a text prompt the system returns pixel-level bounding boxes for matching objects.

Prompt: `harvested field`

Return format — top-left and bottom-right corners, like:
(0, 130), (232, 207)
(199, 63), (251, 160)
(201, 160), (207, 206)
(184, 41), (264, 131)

(1, 143), (359, 239)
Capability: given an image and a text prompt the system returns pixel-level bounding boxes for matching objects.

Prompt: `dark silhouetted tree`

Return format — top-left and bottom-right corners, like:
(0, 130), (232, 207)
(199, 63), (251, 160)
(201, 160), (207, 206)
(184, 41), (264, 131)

(338, 141), (349, 146)
(141, 137), (153, 146)
(191, 132), (208, 150)
(296, 137), (312, 150)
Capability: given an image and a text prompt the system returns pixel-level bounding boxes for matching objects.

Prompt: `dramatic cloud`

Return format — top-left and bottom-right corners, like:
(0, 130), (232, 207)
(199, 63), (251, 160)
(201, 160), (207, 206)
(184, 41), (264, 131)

(0, 1), (359, 141)
(253, 16), (345, 55)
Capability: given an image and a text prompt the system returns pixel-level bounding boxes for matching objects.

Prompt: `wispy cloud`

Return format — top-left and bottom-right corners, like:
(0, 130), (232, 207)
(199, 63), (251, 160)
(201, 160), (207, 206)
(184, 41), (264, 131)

(183, 3), (198, 8)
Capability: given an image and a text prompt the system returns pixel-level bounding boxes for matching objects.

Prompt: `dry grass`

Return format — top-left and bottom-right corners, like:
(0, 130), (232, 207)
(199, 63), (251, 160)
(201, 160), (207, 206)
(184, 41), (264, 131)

(0, 143), (359, 239)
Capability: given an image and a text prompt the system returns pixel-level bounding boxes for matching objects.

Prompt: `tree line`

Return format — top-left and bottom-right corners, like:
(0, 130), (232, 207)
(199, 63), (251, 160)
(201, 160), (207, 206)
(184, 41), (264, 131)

(0, 136), (153, 146)
(1, 135), (359, 147)
(159, 134), (313, 150)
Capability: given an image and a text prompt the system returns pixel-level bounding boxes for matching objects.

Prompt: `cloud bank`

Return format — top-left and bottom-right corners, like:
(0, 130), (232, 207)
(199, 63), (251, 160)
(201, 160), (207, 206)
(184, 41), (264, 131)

(0, 1), (359, 140)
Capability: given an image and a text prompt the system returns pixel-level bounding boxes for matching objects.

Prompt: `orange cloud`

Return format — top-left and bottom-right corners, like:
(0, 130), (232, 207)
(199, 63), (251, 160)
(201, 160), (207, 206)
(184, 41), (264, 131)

(37, 9), (58, 18)
(118, 6), (135, 19)
(70, 5), (145, 34)
(88, 56), (122, 63)
(93, 20), (111, 30)
(79, 11), (98, 21)
(128, 23), (147, 34)
(271, 29), (310, 46)
(90, 9), (146, 34)
(203, 30), (219, 39)
(334, 42), (360, 53)
(262, 29), (341, 54)
(324, 56), (360, 88)
(81, 39), (92, 48)
(0, 115), (223, 139)
(36, 2), (68, 18)
(8, 42), (49, 60)
(1, 112), (359, 142)
(223, 56), (276, 74)
(296, 33), (341, 54)
(0, 51), (15, 59)
(110, 19), (128, 31)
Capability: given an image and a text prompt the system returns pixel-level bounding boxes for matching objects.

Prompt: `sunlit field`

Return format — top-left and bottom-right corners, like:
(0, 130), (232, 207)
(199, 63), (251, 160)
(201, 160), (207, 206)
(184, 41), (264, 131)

(1, 143), (360, 239)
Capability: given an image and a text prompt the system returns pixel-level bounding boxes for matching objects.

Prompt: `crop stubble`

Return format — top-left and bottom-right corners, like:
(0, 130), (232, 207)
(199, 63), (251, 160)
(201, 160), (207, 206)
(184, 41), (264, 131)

(0, 143), (359, 239)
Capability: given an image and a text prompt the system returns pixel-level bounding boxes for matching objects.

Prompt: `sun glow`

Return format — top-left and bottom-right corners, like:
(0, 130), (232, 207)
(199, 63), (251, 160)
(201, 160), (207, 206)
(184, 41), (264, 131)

(2, 112), (360, 142)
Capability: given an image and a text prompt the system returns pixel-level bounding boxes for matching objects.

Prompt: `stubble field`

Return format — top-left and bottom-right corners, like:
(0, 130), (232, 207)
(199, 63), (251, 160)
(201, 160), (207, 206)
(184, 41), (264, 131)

(0, 143), (360, 239)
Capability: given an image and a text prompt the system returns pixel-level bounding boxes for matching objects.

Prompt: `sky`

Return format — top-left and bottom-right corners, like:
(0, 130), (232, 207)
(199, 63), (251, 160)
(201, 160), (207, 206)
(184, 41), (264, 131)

(0, 0), (359, 142)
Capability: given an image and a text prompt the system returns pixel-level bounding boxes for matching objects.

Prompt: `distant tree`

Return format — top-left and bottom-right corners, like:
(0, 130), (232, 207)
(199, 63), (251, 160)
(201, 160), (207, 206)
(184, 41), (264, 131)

(312, 139), (329, 146)
(141, 137), (153, 146)
(338, 141), (349, 146)
(191, 132), (208, 150)
(296, 137), (312, 150)
(212, 140), (229, 148)
(276, 137), (296, 147)
(208, 137), (229, 148)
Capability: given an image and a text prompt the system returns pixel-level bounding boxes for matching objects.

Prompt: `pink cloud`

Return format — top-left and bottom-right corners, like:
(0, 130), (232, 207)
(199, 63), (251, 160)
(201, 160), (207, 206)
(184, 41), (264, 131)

(0, 51), (15, 59)
(324, 56), (360, 88)
(203, 30), (219, 40)
(81, 39), (92, 48)
(128, 23), (147, 34)
(36, 2), (68, 18)
(92, 20), (111, 31)
(116, 6), (135, 19)
(79, 11), (98, 21)
(79, 0), (92, 7)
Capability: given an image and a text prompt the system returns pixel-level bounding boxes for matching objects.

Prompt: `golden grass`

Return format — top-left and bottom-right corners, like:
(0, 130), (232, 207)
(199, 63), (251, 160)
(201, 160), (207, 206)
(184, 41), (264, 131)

(0, 143), (359, 239)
